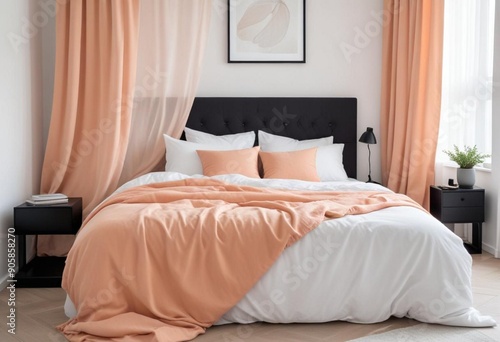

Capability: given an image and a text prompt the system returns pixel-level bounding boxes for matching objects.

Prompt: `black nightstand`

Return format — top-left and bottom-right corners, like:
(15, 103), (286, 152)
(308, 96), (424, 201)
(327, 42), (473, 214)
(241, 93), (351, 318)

(13, 198), (82, 287)
(430, 186), (484, 254)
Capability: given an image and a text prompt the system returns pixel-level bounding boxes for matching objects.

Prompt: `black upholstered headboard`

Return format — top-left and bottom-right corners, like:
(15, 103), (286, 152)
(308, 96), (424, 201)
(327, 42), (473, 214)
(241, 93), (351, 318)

(185, 97), (357, 179)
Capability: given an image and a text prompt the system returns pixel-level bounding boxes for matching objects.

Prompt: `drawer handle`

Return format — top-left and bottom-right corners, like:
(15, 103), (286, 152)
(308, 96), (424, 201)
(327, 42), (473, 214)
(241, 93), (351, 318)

(461, 198), (465, 201)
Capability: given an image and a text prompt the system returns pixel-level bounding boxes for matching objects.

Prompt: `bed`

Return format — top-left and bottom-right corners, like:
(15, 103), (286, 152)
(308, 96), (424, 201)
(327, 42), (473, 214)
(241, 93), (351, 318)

(60, 97), (495, 341)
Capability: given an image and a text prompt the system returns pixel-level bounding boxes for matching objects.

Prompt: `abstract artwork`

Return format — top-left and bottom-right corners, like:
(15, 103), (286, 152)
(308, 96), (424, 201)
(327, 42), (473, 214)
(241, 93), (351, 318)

(228, 0), (306, 63)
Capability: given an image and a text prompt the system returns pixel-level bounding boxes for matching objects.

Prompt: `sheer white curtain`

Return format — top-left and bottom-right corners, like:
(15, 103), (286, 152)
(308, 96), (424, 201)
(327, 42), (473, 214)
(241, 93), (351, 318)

(437, 0), (495, 164)
(118, 0), (213, 184)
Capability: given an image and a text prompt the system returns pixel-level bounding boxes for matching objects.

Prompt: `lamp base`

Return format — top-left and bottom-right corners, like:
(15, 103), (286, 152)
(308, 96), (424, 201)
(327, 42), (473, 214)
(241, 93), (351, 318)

(366, 175), (381, 185)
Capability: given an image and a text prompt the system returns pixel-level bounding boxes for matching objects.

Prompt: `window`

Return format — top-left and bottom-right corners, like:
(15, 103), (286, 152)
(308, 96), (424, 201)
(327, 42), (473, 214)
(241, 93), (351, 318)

(437, 0), (495, 166)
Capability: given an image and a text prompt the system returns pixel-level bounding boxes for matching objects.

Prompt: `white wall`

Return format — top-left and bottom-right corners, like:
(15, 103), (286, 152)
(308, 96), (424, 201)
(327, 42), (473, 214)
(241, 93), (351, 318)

(0, 0), (45, 288)
(198, 0), (384, 181)
(490, 1), (500, 257)
(41, 2), (56, 149)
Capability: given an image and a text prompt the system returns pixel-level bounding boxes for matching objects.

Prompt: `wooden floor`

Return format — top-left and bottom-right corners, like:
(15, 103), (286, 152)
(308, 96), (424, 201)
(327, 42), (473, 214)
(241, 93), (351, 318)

(1, 253), (499, 341)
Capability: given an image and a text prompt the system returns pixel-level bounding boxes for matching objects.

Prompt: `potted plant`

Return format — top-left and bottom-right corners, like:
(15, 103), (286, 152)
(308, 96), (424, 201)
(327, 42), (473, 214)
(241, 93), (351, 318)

(443, 145), (490, 188)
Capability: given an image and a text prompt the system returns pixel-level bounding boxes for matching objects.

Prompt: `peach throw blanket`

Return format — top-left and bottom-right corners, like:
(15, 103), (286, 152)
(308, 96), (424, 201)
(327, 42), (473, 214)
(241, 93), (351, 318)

(59, 179), (422, 341)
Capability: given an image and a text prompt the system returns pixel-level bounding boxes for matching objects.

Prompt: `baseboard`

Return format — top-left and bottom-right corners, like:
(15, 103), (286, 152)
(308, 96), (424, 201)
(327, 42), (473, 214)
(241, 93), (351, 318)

(482, 241), (498, 257)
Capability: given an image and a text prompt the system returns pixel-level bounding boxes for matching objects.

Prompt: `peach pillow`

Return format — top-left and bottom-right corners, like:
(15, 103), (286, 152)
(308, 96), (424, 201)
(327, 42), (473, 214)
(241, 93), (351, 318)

(259, 148), (320, 182)
(196, 147), (260, 178)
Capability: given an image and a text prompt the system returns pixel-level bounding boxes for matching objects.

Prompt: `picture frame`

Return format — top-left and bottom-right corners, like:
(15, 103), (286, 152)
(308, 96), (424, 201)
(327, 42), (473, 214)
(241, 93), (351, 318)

(228, 0), (306, 63)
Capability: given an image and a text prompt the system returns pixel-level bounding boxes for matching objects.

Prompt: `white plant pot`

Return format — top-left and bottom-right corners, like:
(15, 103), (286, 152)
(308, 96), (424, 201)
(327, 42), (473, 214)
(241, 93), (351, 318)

(457, 168), (475, 189)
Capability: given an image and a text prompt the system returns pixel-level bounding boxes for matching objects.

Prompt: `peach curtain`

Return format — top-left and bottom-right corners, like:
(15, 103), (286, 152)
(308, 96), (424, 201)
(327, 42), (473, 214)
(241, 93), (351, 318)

(39, 0), (140, 255)
(380, 0), (445, 209)
(39, 0), (212, 256)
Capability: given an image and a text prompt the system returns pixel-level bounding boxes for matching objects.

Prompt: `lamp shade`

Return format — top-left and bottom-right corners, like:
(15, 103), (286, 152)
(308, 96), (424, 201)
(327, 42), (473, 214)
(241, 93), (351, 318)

(359, 127), (377, 144)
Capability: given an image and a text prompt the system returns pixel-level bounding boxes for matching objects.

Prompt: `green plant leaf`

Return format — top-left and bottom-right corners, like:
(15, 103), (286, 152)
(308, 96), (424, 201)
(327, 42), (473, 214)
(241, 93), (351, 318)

(443, 145), (491, 168)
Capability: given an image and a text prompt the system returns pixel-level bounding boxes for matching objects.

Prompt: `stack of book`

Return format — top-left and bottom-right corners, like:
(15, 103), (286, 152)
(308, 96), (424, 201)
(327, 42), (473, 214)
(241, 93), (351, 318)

(26, 193), (69, 206)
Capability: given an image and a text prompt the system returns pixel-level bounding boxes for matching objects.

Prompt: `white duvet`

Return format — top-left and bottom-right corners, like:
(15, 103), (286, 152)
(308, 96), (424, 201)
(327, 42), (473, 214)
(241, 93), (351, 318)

(65, 172), (496, 328)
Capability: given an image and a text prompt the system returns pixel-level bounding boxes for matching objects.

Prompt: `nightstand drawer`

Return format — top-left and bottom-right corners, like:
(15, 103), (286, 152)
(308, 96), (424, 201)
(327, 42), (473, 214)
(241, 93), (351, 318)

(439, 206), (484, 223)
(441, 191), (484, 207)
(14, 198), (82, 235)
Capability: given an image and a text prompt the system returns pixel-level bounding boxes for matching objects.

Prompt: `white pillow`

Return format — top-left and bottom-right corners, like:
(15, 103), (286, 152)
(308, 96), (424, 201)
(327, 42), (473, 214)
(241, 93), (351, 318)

(258, 130), (333, 152)
(257, 131), (347, 181)
(315, 144), (348, 181)
(184, 127), (255, 148)
(163, 134), (245, 175)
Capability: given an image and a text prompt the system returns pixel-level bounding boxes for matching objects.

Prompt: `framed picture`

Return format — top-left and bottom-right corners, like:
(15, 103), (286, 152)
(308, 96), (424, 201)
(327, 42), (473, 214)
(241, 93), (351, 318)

(228, 0), (306, 63)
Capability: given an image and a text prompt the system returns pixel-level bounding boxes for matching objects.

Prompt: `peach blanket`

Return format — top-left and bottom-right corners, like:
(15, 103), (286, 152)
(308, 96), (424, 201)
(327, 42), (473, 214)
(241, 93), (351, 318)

(58, 178), (422, 341)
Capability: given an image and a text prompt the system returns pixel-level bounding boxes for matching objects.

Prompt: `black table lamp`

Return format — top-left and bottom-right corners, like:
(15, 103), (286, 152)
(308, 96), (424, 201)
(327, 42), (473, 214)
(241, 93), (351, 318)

(359, 127), (377, 183)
